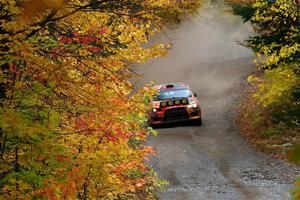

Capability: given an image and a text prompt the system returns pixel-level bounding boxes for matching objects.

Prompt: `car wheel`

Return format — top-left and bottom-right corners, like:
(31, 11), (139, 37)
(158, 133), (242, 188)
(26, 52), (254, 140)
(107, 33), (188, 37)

(195, 118), (202, 126)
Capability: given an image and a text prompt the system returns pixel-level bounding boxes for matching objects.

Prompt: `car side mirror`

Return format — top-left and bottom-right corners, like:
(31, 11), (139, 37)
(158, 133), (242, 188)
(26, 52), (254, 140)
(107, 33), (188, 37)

(193, 93), (197, 97)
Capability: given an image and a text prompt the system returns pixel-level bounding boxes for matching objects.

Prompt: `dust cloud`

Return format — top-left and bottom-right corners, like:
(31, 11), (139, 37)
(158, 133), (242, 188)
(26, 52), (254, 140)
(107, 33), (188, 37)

(135, 0), (254, 98)
(140, 2), (297, 199)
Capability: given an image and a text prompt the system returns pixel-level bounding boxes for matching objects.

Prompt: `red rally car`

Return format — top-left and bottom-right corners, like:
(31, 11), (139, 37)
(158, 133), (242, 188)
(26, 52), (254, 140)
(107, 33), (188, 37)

(149, 83), (202, 126)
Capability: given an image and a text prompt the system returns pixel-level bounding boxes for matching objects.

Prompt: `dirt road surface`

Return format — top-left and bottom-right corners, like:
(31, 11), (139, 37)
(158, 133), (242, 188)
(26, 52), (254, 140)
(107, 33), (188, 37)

(136, 1), (299, 200)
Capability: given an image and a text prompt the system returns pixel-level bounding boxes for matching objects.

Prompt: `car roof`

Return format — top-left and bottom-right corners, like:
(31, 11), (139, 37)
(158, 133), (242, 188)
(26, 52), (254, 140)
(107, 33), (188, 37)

(155, 82), (189, 91)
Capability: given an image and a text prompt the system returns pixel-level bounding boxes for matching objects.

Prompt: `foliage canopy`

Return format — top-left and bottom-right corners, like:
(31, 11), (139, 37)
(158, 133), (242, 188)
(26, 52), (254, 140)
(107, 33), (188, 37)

(0, 0), (201, 199)
(232, 0), (300, 197)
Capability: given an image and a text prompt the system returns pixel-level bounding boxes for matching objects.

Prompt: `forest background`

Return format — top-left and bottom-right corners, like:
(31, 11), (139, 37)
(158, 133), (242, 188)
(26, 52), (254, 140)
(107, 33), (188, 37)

(230, 0), (300, 198)
(0, 0), (200, 199)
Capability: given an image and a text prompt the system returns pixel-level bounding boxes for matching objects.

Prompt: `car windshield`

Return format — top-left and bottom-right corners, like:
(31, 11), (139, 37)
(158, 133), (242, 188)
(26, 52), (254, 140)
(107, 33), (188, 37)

(154, 89), (192, 100)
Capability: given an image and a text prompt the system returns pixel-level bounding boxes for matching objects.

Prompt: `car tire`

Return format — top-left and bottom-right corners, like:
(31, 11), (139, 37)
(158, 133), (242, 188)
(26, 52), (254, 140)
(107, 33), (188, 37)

(195, 118), (202, 126)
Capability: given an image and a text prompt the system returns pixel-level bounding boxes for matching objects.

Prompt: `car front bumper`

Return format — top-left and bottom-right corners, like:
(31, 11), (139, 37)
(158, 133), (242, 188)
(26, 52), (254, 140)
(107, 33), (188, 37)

(149, 106), (201, 125)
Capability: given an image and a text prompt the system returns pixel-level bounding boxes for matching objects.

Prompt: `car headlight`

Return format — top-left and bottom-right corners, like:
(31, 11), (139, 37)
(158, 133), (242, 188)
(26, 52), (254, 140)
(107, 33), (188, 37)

(161, 101), (167, 107)
(187, 101), (198, 108)
(181, 98), (188, 104)
(168, 101), (174, 106)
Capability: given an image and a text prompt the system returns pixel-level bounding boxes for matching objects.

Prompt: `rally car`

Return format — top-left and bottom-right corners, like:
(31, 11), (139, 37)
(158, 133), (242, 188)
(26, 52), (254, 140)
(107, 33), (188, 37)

(149, 83), (202, 126)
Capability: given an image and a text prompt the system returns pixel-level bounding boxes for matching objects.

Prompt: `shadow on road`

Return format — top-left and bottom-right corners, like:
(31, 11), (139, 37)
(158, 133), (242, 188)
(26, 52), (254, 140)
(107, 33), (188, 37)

(152, 120), (202, 129)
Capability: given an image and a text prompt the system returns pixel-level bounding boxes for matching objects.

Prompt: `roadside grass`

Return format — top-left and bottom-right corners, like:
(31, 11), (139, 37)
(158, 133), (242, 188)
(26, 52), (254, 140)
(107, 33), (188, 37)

(237, 87), (300, 160)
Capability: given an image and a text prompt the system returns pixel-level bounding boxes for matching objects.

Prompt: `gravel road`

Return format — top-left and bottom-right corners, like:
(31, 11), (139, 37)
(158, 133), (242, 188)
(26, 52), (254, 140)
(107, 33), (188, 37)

(137, 1), (299, 199)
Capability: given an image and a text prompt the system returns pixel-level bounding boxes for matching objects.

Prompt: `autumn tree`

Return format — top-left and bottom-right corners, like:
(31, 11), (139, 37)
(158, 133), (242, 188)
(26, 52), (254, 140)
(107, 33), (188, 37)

(230, 0), (299, 192)
(230, 0), (299, 197)
(0, 0), (201, 199)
